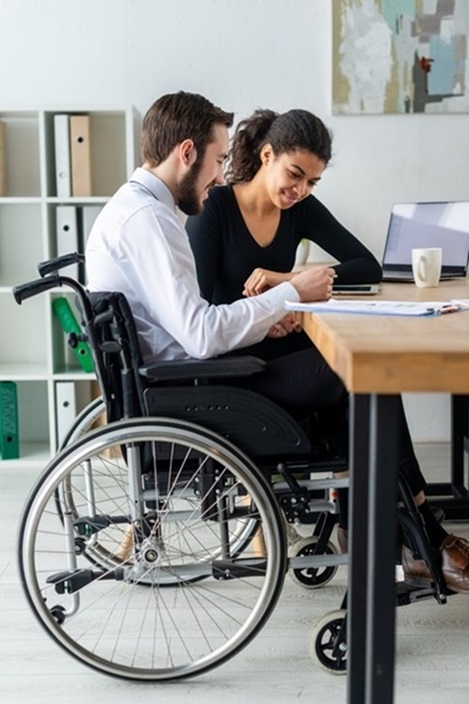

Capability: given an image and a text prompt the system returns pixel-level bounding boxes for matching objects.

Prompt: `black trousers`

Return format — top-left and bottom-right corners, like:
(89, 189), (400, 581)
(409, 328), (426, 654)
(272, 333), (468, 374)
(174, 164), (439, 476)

(226, 337), (427, 497)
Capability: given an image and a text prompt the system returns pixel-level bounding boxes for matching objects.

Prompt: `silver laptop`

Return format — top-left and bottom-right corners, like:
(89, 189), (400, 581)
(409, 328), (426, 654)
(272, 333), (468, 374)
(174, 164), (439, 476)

(381, 201), (469, 282)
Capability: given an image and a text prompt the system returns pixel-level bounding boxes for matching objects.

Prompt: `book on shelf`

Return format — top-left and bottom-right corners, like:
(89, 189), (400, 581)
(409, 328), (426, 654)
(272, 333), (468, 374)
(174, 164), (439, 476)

(56, 205), (79, 279)
(70, 114), (92, 197)
(54, 114), (71, 198)
(52, 297), (94, 372)
(0, 381), (19, 459)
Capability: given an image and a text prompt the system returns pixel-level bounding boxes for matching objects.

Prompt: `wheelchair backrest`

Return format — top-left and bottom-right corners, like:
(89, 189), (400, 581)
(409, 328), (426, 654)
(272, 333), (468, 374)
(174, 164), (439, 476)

(82, 291), (147, 423)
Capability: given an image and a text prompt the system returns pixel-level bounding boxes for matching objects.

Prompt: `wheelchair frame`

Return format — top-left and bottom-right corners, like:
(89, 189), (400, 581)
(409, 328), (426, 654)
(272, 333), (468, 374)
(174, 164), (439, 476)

(14, 254), (349, 681)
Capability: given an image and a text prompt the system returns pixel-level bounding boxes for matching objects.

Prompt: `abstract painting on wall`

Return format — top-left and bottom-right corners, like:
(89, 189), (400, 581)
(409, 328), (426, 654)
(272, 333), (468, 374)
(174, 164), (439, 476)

(332, 0), (469, 114)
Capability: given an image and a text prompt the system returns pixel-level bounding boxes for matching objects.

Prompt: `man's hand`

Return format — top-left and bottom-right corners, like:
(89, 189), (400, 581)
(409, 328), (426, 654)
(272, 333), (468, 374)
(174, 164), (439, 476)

(290, 265), (335, 302)
(266, 313), (302, 338)
(243, 268), (292, 297)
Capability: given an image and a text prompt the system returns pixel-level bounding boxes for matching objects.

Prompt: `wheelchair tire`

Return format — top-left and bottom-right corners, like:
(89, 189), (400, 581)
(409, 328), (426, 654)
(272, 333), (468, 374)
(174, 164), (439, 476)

(19, 417), (287, 681)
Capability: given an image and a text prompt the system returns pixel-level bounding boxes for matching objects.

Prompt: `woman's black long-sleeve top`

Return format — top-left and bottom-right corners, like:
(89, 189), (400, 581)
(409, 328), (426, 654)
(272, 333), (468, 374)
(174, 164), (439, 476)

(186, 185), (382, 305)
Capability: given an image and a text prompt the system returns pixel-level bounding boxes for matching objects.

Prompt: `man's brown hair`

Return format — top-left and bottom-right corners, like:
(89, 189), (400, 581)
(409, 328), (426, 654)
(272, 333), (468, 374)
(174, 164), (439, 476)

(141, 91), (234, 167)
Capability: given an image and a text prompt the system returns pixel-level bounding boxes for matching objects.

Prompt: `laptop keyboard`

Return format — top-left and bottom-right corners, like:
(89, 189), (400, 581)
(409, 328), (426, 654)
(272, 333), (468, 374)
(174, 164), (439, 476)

(383, 270), (413, 279)
(383, 269), (457, 281)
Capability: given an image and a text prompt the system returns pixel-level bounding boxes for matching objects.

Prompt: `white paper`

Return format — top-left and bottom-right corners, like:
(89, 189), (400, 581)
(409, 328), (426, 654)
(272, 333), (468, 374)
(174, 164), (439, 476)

(285, 299), (462, 317)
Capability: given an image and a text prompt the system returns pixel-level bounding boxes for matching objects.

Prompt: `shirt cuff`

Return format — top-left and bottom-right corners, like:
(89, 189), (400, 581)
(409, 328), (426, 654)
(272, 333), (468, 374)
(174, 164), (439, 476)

(268, 280), (300, 304)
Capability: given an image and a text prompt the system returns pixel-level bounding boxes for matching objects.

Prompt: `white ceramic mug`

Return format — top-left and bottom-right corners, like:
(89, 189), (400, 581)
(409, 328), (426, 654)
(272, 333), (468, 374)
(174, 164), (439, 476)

(411, 247), (442, 288)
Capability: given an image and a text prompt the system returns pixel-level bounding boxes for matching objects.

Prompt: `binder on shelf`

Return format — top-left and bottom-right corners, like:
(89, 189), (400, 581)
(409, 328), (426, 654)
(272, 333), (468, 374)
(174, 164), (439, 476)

(55, 382), (93, 447)
(56, 205), (79, 279)
(0, 381), (19, 459)
(78, 205), (102, 283)
(54, 114), (71, 198)
(70, 114), (92, 197)
(52, 297), (94, 373)
(82, 204), (102, 244)
(0, 120), (6, 197)
(55, 381), (77, 446)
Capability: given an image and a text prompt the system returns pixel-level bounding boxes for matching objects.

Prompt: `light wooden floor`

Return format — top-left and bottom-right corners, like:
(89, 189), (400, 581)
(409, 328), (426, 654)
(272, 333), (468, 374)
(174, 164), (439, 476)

(2, 443), (469, 704)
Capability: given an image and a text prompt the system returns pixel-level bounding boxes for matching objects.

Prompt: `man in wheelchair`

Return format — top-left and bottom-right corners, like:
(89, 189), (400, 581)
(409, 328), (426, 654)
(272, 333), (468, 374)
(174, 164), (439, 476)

(86, 90), (469, 595)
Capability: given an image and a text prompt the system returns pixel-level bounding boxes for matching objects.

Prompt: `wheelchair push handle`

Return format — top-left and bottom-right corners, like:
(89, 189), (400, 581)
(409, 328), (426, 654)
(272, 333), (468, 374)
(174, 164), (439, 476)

(13, 275), (61, 304)
(38, 252), (85, 278)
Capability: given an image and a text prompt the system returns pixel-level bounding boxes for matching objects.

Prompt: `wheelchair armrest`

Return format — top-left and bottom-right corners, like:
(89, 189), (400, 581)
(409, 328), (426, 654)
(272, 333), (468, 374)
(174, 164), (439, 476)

(139, 355), (266, 382)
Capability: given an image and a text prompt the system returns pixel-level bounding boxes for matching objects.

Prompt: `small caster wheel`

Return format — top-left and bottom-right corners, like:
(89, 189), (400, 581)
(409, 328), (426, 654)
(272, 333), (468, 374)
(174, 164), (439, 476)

(289, 536), (338, 589)
(50, 605), (66, 625)
(308, 609), (347, 674)
(74, 537), (87, 555)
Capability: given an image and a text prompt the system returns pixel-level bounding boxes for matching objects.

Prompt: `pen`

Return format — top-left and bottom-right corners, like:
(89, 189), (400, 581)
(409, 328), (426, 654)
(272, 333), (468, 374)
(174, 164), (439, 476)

(425, 304), (459, 315)
(439, 304), (459, 314)
(426, 304), (460, 315)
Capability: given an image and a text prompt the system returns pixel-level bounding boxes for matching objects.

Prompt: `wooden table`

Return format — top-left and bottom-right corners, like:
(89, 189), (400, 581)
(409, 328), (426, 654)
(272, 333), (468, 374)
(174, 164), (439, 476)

(297, 279), (469, 704)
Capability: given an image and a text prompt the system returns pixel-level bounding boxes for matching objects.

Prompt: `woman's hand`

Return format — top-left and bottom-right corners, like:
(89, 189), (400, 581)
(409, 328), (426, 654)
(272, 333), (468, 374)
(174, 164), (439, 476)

(266, 313), (302, 338)
(243, 268), (293, 297)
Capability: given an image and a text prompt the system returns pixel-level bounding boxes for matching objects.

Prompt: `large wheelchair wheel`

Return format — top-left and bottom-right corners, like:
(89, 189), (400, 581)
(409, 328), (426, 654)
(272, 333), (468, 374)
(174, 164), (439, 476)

(57, 399), (261, 570)
(19, 418), (287, 681)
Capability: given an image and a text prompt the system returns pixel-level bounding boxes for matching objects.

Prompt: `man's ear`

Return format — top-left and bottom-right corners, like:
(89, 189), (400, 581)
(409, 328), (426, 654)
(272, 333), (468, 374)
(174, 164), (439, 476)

(179, 139), (197, 167)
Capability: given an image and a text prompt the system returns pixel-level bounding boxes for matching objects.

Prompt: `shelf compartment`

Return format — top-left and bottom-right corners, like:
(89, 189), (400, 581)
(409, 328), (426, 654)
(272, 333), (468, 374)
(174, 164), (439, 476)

(15, 380), (50, 455)
(44, 110), (129, 198)
(1, 293), (48, 366)
(0, 203), (43, 286)
(0, 112), (41, 197)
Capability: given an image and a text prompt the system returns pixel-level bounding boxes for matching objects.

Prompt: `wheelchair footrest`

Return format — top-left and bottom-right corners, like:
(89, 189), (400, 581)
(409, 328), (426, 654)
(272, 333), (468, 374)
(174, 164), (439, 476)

(212, 558), (267, 580)
(46, 568), (125, 594)
(73, 514), (130, 536)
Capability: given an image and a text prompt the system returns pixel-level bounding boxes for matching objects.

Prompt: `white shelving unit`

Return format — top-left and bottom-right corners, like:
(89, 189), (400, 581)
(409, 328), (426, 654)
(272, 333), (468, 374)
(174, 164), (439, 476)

(0, 106), (139, 468)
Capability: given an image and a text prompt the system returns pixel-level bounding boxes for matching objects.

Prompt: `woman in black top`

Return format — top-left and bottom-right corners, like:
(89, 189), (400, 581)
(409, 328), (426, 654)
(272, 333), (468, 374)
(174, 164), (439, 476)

(187, 109), (381, 359)
(186, 108), (469, 589)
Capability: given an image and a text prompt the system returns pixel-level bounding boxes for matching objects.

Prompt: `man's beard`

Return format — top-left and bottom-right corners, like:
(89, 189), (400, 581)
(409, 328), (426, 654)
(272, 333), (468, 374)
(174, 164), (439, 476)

(176, 159), (205, 216)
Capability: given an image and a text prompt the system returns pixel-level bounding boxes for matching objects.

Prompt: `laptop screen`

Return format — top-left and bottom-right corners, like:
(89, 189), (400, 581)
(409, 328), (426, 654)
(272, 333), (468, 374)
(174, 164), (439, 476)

(382, 202), (469, 274)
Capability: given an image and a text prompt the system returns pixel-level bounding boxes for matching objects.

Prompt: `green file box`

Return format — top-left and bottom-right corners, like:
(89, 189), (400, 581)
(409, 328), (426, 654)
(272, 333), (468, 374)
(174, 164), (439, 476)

(52, 297), (94, 373)
(0, 381), (19, 459)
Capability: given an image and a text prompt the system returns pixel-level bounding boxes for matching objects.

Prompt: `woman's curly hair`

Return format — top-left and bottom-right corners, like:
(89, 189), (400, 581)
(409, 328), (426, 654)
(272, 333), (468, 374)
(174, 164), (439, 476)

(225, 108), (332, 184)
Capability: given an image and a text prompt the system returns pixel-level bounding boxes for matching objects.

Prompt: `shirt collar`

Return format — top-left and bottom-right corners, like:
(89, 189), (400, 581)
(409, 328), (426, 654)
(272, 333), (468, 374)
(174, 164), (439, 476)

(129, 167), (176, 212)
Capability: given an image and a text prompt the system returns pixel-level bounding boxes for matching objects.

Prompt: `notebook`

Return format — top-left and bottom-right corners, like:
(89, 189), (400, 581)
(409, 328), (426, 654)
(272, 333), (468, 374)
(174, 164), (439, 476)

(381, 201), (469, 282)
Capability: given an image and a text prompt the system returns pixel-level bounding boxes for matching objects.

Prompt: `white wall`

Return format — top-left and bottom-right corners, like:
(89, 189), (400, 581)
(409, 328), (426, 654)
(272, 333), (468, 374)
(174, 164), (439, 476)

(1, 0), (463, 440)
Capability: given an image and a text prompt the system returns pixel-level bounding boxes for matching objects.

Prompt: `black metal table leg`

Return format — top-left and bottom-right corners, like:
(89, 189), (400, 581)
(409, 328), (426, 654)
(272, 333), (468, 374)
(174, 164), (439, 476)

(347, 394), (370, 704)
(347, 394), (399, 704)
(365, 395), (399, 702)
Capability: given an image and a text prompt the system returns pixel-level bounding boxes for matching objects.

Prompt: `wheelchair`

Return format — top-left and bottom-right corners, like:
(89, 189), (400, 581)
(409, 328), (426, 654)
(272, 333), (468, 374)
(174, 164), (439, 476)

(14, 253), (349, 682)
(14, 254), (458, 680)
